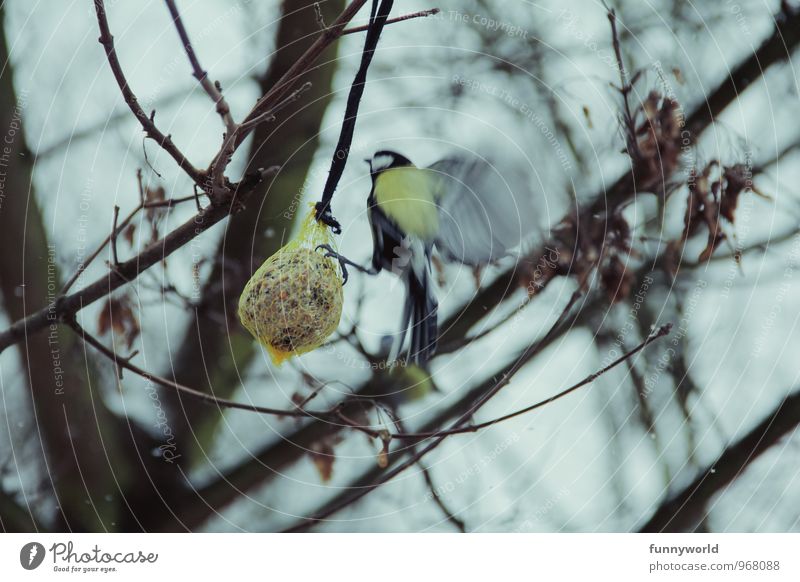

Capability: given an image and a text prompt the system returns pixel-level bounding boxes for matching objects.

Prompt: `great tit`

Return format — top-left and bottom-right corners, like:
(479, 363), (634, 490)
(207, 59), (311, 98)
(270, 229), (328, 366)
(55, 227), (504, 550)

(322, 150), (530, 365)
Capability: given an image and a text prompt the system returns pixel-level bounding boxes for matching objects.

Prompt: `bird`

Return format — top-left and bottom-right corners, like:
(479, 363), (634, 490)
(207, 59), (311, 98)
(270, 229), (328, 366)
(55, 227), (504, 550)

(319, 149), (532, 365)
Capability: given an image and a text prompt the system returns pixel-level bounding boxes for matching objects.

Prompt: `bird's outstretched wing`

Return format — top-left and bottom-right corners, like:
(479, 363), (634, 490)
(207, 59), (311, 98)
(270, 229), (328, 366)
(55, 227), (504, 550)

(428, 155), (532, 266)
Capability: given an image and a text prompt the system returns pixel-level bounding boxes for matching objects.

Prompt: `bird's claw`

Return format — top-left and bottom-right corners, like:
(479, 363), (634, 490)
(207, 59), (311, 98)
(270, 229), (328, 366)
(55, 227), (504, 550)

(316, 244), (350, 285)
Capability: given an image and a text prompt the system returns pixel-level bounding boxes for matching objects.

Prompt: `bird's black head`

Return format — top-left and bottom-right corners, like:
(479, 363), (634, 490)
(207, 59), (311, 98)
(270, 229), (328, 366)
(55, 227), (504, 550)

(365, 150), (414, 175)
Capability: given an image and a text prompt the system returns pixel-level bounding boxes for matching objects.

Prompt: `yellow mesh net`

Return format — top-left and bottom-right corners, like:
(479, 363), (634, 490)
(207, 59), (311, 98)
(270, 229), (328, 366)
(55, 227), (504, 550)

(238, 205), (344, 365)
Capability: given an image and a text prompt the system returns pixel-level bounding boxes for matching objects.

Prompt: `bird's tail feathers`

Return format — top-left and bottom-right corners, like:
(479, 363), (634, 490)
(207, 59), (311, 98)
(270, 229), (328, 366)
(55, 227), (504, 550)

(388, 261), (438, 366)
(406, 262), (438, 364)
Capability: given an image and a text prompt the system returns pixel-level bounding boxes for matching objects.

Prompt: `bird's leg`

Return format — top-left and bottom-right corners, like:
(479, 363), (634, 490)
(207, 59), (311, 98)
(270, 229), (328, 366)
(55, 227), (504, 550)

(316, 244), (377, 284)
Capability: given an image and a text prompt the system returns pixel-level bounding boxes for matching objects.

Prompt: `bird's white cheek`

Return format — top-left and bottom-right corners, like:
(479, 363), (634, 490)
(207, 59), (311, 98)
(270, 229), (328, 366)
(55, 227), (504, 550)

(371, 154), (395, 172)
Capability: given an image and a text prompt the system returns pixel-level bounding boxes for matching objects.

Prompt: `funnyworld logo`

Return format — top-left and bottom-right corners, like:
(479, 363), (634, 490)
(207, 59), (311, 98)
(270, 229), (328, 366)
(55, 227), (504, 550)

(19, 542), (46, 570)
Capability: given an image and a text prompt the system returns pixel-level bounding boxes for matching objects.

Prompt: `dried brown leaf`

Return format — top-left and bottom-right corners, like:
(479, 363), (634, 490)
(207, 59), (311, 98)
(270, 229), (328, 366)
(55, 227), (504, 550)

(97, 295), (140, 350)
(123, 223), (136, 247)
(310, 442), (335, 483)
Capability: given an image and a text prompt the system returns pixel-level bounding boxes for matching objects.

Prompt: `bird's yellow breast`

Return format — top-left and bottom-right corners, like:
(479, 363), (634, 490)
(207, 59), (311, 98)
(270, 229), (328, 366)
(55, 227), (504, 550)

(374, 167), (439, 240)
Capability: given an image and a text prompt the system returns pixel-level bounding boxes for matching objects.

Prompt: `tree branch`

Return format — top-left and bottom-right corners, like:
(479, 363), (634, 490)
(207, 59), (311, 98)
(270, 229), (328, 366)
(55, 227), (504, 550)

(341, 8), (439, 35)
(640, 386), (800, 532)
(163, 0), (234, 129)
(387, 323), (672, 440)
(284, 323), (671, 531)
(94, 0), (205, 186)
(0, 0), (372, 360)
(439, 3), (800, 345)
(163, 0), (237, 198)
(0, 167), (277, 355)
(232, 0), (369, 150)
(65, 316), (332, 419)
(683, 3), (800, 139)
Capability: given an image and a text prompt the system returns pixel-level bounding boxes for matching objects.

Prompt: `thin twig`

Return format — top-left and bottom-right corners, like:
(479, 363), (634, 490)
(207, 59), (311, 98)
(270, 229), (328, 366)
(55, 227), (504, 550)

(163, 0), (236, 132)
(60, 181), (202, 295)
(314, 2), (327, 29)
(206, 1), (369, 197)
(234, 0), (369, 150)
(341, 8), (440, 34)
(0, 165), (279, 355)
(344, 320), (672, 441)
(283, 292), (583, 530)
(94, 0), (205, 186)
(111, 206), (121, 266)
(606, 6), (639, 161)
(420, 462), (467, 532)
(392, 323), (672, 439)
(236, 82), (313, 134)
(136, 168), (145, 206)
(284, 320), (671, 531)
(393, 415), (466, 532)
(66, 315), (330, 419)
(192, 184), (202, 212)
(163, 0), (238, 198)
(60, 204), (140, 294)
(143, 192), (205, 209)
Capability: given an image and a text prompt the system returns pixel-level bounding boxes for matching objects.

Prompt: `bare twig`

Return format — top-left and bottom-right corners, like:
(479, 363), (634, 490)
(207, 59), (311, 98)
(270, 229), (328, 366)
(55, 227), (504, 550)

(420, 462), (466, 532)
(143, 192), (204, 209)
(135, 167), (147, 206)
(192, 184), (202, 212)
(392, 415), (466, 532)
(60, 187), (201, 296)
(0, 0), (366, 352)
(285, 320), (671, 530)
(111, 206), (121, 266)
(606, 7), (639, 161)
(163, 0), (233, 127)
(283, 292), (582, 530)
(163, 0), (238, 199)
(66, 315), (327, 419)
(206, 0), (370, 199)
(428, 324), (672, 437)
(341, 8), (440, 34)
(351, 322), (673, 441)
(314, 3), (327, 29)
(0, 166), (279, 355)
(234, 0), (369, 150)
(236, 82), (313, 134)
(60, 203), (140, 295)
(94, 0), (205, 186)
